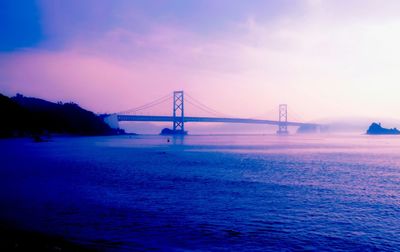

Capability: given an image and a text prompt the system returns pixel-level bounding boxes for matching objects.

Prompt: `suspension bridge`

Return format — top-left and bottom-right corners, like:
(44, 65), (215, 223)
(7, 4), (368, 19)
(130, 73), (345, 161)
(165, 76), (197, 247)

(104, 91), (319, 134)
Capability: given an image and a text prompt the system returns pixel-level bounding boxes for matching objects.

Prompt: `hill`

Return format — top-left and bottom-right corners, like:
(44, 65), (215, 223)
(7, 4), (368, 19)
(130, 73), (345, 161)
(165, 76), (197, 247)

(0, 93), (123, 138)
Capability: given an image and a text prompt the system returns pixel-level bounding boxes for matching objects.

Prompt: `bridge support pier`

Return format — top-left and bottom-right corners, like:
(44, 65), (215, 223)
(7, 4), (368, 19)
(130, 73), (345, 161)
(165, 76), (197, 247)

(104, 114), (120, 129)
(277, 104), (288, 135)
(172, 91), (186, 134)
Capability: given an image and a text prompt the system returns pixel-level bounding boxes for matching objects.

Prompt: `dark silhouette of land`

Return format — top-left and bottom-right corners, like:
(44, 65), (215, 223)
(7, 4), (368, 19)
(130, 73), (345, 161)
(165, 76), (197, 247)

(160, 128), (188, 135)
(366, 122), (400, 135)
(0, 93), (124, 138)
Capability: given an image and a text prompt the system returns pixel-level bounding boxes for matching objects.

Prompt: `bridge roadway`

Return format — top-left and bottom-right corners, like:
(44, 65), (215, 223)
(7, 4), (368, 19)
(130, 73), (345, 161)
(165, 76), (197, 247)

(117, 115), (316, 127)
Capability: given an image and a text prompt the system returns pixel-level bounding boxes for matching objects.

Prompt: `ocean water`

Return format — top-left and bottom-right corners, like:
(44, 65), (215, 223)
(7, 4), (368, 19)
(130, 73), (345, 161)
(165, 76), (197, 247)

(0, 134), (400, 251)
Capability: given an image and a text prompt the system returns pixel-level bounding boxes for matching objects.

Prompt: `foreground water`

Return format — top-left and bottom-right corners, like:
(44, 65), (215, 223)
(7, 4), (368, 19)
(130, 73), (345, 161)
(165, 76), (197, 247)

(0, 134), (400, 251)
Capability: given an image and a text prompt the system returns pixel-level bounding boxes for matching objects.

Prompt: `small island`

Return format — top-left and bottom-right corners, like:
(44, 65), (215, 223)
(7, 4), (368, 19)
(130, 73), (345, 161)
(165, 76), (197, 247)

(366, 122), (400, 135)
(160, 128), (188, 135)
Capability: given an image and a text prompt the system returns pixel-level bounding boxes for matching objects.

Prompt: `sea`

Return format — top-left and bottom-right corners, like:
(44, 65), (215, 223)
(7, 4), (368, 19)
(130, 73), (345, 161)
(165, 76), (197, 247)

(0, 134), (400, 251)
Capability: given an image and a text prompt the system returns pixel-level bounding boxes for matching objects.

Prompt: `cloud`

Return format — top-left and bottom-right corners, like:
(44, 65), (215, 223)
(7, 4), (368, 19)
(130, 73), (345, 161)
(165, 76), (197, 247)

(1, 0), (400, 121)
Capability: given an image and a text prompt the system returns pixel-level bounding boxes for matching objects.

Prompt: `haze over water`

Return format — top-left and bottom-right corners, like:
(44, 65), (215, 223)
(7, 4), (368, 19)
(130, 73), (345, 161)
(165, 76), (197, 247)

(1, 134), (399, 251)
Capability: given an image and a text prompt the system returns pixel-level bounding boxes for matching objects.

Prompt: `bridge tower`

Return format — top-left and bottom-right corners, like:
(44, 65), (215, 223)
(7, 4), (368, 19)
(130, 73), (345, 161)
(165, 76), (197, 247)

(173, 91), (185, 133)
(277, 104), (288, 134)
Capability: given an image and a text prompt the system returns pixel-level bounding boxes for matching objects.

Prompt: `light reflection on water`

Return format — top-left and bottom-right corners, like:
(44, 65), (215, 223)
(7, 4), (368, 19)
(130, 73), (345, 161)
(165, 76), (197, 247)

(0, 134), (400, 251)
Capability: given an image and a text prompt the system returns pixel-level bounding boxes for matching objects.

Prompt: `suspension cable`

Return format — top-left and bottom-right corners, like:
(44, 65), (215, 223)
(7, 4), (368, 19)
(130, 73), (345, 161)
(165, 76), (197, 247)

(185, 93), (231, 117)
(117, 93), (171, 114)
(185, 99), (223, 117)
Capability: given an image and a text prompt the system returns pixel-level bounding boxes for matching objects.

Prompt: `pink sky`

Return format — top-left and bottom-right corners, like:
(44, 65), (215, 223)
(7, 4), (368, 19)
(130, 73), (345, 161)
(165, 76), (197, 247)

(1, 0), (400, 123)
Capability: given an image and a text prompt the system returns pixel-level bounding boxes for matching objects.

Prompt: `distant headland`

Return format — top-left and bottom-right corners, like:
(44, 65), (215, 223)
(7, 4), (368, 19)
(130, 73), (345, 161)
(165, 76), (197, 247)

(0, 93), (126, 138)
(366, 122), (400, 135)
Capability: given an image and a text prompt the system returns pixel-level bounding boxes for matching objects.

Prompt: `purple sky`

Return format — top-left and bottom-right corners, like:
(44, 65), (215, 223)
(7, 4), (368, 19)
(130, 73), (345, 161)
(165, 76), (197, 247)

(1, 0), (400, 124)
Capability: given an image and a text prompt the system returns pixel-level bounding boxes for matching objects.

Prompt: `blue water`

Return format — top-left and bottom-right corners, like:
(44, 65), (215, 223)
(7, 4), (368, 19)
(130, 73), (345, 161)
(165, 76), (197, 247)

(1, 134), (400, 251)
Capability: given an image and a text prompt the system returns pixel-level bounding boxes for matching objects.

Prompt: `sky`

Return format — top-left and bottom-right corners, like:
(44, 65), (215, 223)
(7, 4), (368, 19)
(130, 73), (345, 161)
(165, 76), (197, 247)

(1, 0), (400, 124)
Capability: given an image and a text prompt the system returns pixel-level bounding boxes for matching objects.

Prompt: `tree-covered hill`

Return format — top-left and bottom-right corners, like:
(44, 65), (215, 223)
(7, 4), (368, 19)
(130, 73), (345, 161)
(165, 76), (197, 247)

(0, 93), (123, 138)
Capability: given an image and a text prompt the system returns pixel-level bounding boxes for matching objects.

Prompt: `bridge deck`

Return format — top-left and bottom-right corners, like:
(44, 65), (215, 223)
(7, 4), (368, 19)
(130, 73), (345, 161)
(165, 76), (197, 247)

(117, 115), (316, 127)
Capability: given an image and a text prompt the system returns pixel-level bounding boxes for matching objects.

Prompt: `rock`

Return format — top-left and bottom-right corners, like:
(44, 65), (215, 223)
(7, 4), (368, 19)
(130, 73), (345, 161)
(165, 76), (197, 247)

(160, 128), (187, 135)
(366, 122), (400, 135)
